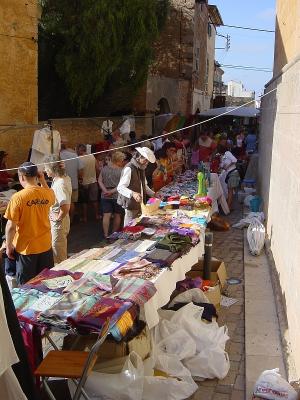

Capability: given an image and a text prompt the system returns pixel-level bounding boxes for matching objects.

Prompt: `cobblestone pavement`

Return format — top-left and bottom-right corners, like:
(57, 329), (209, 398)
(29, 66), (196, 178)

(190, 203), (245, 400)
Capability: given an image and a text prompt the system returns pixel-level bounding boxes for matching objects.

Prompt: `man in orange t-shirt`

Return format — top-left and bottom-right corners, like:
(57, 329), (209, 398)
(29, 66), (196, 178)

(4, 162), (55, 284)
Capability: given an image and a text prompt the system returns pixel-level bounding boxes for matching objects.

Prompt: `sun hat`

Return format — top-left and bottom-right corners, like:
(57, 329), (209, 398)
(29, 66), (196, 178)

(135, 147), (156, 163)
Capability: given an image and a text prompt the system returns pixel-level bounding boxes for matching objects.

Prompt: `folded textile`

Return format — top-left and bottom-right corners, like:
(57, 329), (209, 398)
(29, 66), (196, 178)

(22, 269), (83, 293)
(113, 250), (140, 264)
(145, 248), (180, 267)
(107, 277), (157, 306)
(12, 288), (62, 325)
(63, 273), (113, 296)
(156, 232), (192, 253)
(39, 292), (100, 327)
(68, 298), (133, 333)
(112, 261), (161, 280)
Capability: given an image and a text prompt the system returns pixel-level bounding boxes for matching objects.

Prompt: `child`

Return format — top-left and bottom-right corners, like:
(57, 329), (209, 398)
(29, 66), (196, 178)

(191, 142), (199, 170)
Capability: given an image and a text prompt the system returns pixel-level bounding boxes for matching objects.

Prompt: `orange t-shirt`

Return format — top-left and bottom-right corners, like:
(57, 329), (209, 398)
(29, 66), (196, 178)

(4, 186), (55, 255)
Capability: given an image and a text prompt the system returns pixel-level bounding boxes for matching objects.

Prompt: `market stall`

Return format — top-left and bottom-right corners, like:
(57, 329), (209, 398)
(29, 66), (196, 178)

(8, 169), (232, 399)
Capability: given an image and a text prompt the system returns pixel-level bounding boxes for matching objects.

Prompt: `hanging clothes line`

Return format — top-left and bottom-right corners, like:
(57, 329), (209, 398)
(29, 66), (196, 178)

(0, 88), (275, 173)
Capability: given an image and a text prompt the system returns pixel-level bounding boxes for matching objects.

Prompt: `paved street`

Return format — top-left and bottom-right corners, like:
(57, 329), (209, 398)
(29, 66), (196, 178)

(190, 203), (245, 399)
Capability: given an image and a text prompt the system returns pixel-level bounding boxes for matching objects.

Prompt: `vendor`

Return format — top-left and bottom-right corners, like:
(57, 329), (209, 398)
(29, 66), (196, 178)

(218, 145), (240, 211)
(117, 147), (156, 226)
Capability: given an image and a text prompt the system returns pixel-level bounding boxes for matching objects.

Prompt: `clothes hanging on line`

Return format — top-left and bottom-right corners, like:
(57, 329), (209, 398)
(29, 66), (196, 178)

(30, 127), (61, 169)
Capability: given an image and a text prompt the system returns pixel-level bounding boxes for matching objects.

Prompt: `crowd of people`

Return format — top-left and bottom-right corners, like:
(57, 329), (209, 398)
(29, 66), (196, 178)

(0, 124), (257, 285)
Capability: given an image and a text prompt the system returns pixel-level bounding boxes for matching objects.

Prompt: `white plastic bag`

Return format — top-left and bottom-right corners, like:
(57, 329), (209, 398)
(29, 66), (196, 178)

(232, 212), (265, 229)
(253, 368), (298, 400)
(157, 329), (196, 360)
(68, 352), (144, 400)
(183, 348), (230, 380)
(247, 218), (265, 256)
(143, 354), (198, 400)
(168, 288), (209, 308)
(169, 304), (229, 352)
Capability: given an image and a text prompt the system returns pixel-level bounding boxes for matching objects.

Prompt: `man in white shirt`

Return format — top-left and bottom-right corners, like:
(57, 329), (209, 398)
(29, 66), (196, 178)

(117, 147), (156, 226)
(77, 144), (100, 222)
(60, 137), (83, 221)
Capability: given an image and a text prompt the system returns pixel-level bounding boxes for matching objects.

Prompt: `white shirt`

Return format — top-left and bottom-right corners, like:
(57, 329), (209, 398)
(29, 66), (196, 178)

(117, 166), (155, 199)
(220, 151), (237, 173)
(81, 154), (96, 185)
(51, 176), (72, 214)
(60, 149), (84, 190)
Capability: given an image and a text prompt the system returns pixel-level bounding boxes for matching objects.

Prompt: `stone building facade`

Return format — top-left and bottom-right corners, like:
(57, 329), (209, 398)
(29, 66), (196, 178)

(0, 0), (39, 126)
(133, 0), (222, 116)
(259, 0), (300, 378)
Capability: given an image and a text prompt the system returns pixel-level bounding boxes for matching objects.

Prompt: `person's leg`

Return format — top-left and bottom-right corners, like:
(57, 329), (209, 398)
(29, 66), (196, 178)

(112, 201), (123, 233)
(89, 183), (100, 220)
(51, 217), (70, 264)
(37, 249), (54, 275)
(101, 199), (113, 238)
(102, 213), (112, 238)
(70, 189), (78, 223)
(112, 213), (122, 232)
(227, 188), (234, 210)
(16, 253), (38, 285)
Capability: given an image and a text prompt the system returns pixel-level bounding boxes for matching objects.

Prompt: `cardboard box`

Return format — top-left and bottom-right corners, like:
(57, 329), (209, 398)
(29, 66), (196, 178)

(186, 257), (227, 305)
(98, 326), (151, 361)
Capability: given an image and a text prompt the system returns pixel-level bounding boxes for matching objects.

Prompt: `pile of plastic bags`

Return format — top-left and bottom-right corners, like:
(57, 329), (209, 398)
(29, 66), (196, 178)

(69, 300), (230, 400)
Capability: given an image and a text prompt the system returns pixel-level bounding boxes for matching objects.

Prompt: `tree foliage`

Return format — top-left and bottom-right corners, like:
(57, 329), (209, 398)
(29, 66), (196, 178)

(39, 0), (169, 113)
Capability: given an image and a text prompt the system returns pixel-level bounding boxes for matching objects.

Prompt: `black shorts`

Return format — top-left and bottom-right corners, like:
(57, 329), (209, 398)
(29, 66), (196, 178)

(5, 248), (54, 285)
(101, 198), (124, 214)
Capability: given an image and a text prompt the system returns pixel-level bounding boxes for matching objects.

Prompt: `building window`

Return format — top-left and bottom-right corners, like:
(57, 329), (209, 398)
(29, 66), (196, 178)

(208, 23), (212, 37)
(205, 58), (209, 85)
(195, 47), (200, 72)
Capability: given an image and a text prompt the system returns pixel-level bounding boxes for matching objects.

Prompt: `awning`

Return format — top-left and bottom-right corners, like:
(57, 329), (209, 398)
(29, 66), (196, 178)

(199, 107), (260, 118)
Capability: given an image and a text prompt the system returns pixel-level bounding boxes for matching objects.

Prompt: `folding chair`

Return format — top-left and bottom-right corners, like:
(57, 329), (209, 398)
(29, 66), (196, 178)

(34, 319), (110, 400)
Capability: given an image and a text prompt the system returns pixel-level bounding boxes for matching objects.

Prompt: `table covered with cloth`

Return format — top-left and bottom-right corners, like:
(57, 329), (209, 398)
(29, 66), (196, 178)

(12, 171), (210, 334)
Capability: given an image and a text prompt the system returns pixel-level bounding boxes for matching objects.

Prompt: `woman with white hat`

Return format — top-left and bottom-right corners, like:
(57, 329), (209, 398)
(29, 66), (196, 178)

(117, 147), (156, 226)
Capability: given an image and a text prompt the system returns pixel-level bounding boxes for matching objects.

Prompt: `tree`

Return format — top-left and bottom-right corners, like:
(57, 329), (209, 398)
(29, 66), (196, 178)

(39, 0), (169, 114)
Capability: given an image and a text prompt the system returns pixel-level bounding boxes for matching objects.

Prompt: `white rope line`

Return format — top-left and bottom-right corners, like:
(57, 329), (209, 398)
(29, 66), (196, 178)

(0, 88), (276, 173)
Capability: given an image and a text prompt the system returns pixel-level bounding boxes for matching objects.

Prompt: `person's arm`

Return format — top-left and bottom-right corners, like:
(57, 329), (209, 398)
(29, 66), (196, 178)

(145, 176), (155, 197)
(51, 204), (70, 222)
(38, 171), (50, 188)
(5, 220), (16, 259)
(117, 167), (142, 202)
(117, 167), (133, 198)
(98, 171), (108, 193)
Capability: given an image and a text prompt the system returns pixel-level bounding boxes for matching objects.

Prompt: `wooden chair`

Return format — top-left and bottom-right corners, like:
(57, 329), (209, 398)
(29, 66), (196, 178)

(35, 319), (110, 400)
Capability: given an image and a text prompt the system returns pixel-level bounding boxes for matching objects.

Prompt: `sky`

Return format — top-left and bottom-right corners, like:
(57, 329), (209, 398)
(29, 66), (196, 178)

(212, 0), (276, 98)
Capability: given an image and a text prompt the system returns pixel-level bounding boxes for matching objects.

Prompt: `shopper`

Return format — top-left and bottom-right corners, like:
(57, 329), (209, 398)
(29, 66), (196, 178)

(198, 130), (217, 163)
(77, 144), (100, 222)
(218, 145), (240, 211)
(44, 158), (72, 264)
(4, 162), (55, 284)
(60, 136), (83, 221)
(245, 130), (257, 154)
(98, 151), (125, 238)
(117, 147), (156, 226)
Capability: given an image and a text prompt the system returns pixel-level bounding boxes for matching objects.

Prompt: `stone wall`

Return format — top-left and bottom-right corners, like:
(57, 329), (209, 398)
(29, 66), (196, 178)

(135, 0), (210, 114)
(0, 117), (151, 170)
(0, 0), (38, 125)
(259, 55), (300, 376)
